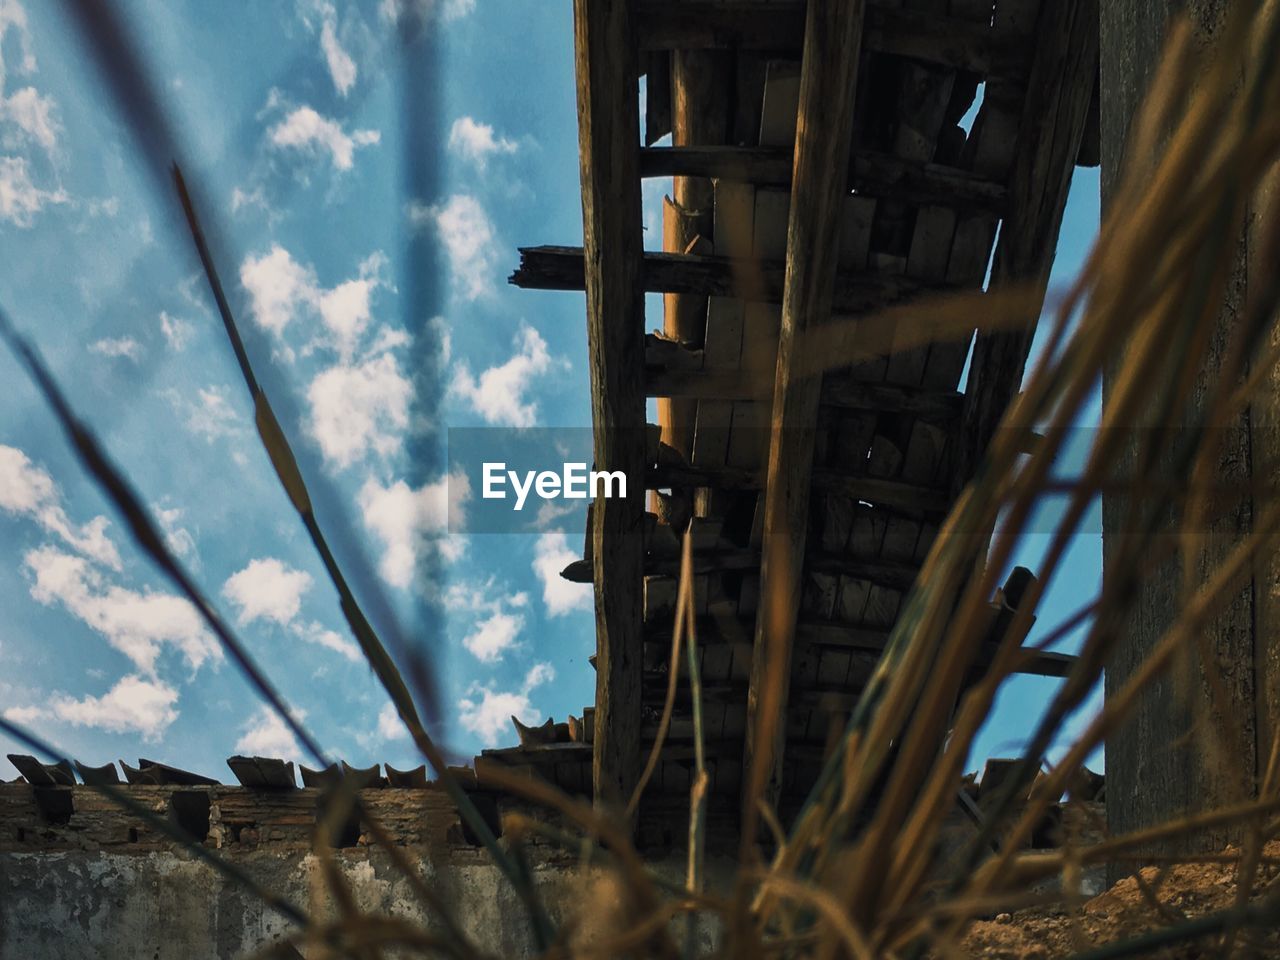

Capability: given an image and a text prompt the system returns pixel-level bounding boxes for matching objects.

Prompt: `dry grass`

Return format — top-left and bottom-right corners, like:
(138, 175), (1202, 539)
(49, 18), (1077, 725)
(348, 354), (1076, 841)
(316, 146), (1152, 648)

(6, 1), (1280, 957)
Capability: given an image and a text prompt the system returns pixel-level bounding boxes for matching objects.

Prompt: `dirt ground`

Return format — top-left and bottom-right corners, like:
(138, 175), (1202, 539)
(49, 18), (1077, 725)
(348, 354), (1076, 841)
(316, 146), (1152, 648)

(960, 841), (1280, 958)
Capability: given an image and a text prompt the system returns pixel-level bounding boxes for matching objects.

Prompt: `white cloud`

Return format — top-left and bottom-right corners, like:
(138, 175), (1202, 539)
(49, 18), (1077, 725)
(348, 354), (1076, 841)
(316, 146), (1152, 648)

(180, 385), (243, 443)
(24, 545), (220, 675)
(240, 244), (317, 336)
(235, 704), (305, 761)
(0, 1), (36, 86)
(241, 245), (387, 359)
(88, 336), (142, 361)
(222, 558), (313, 627)
(2, 86), (58, 153)
(44, 675), (180, 742)
(377, 701), (406, 740)
(533, 532), (591, 617)
(320, 17), (357, 96)
(358, 472), (469, 589)
(447, 116), (518, 168)
(295, 620), (361, 663)
(268, 105), (379, 172)
(0, 155), (67, 226)
(379, 0), (475, 27)
(155, 505), (197, 564)
(0, 445), (122, 569)
(2, 703), (43, 726)
(458, 662), (555, 747)
(159, 311), (195, 350)
(307, 352), (411, 469)
(412, 194), (498, 301)
(462, 610), (523, 664)
(450, 323), (557, 427)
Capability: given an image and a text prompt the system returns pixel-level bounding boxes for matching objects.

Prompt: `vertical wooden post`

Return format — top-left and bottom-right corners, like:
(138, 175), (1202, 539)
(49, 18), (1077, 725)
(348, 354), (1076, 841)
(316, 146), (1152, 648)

(573, 0), (646, 809)
(742, 0), (866, 843)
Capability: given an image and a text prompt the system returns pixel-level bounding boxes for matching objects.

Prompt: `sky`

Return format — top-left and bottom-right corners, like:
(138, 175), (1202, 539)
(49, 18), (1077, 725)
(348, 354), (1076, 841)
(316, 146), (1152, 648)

(0, 0), (1102, 782)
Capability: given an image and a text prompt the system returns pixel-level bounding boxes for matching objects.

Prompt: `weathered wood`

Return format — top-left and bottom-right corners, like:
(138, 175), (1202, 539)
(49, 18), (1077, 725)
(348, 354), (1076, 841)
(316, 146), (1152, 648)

(510, 246), (931, 313)
(955, 0), (1098, 488)
(648, 367), (964, 418)
(635, 2), (1032, 79)
(640, 146), (1007, 214)
(744, 0), (868, 827)
(572, 0), (647, 811)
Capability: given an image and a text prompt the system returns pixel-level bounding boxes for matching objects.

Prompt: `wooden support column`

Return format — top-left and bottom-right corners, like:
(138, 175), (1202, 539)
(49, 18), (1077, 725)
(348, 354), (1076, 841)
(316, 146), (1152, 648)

(572, 0), (646, 810)
(661, 51), (732, 460)
(742, 0), (867, 839)
(955, 0), (1099, 489)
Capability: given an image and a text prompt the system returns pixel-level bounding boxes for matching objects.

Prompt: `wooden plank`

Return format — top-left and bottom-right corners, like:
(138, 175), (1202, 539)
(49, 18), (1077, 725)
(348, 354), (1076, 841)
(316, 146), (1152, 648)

(643, 51), (671, 146)
(510, 246), (930, 312)
(648, 462), (950, 514)
(634, 2), (1033, 79)
(572, 0), (647, 810)
(743, 0), (868, 829)
(955, 0), (1098, 488)
(639, 148), (1008, 215)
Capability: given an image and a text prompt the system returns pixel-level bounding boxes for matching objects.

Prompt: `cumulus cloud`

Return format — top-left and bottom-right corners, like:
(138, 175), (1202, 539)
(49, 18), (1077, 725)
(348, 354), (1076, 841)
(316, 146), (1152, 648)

(24, 545), (220, 675)
(447, 116), (518, 168)
(307, 352), (411, 469)
(450, 323), (558, 427)
(240, 244), (316, 337)
(30, 675), (182, 741)
(357, 472), (469, 589)
(268, 105), (379, 172)
(0, 155), (67, 226)
(89, 336), (142, 361)
(235, 704), (305, 761)
(462, 610), (523, 664)
(222, 558), (313, 627)
(458, 662), (555, 747)
(0, 445), (121, 569)
(532, 532), (592, 617)
(412, 194), (497, 301)
(377, 701), (405, 740)
(241, 245), (387, 358)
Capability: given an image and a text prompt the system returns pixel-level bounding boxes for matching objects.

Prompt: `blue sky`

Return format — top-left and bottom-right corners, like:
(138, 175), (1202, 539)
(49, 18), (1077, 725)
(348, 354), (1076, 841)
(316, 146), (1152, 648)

(0, 0), (1101, 782)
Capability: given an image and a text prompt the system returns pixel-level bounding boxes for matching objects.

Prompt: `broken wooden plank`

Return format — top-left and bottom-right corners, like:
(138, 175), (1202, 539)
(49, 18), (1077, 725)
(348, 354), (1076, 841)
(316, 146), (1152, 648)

(744, 0), (868, 828)
(572, 0), (647, 811)
(509, 245), (931, 313)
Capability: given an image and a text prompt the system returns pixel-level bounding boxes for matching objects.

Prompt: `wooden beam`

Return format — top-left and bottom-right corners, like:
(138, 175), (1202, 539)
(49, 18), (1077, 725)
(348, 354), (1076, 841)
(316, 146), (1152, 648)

(955, 0), (1099, 489)
(645, 366), (965, 422)
(634, 2), (1032, 79)
(648, 463), (950, 515)
(510, 245), (929, 312)
(743, 0), (867, 835)
(639, 146), (1008, 214)
(572, 0), (646, 811)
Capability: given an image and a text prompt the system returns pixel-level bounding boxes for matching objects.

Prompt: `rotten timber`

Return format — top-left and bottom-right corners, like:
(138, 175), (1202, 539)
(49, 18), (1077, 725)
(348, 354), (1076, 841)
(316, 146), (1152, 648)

(743, 0), (867, 834)
(510, 245), (931, 312)
(571, 0), (647, 811)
